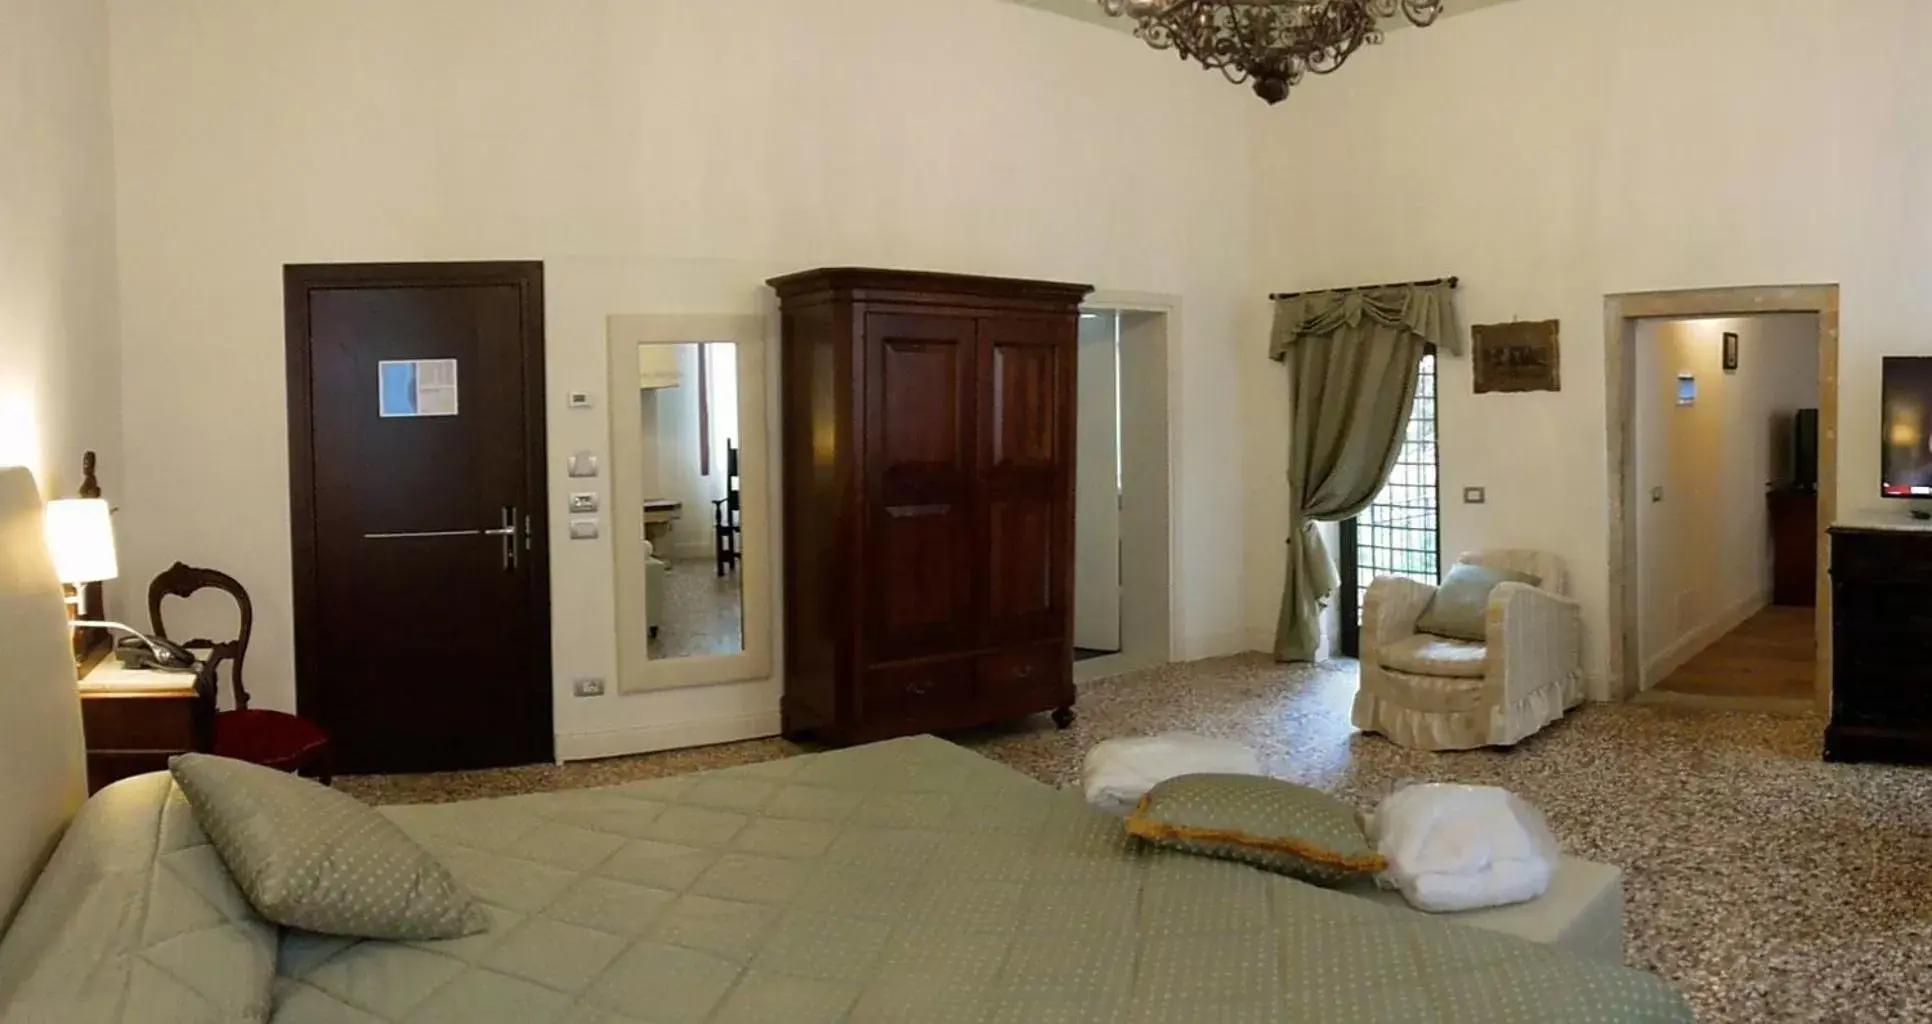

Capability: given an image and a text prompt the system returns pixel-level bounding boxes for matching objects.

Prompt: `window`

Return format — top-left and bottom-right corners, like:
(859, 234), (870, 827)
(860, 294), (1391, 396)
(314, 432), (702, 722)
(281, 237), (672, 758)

(1339, 349), (1440, 658)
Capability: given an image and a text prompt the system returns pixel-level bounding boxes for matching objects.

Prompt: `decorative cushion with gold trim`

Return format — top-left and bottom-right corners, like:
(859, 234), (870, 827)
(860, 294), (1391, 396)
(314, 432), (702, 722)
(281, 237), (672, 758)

(1125, 773), (1386, 885)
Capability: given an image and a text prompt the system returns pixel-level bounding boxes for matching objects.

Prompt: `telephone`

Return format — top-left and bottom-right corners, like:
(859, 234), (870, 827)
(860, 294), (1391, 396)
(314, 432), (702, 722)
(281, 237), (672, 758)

(114, 633), (198, 673)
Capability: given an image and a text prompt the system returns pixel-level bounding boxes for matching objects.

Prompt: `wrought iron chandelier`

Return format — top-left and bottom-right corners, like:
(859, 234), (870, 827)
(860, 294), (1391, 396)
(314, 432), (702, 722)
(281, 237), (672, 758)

(1097, 0), (1445, 105)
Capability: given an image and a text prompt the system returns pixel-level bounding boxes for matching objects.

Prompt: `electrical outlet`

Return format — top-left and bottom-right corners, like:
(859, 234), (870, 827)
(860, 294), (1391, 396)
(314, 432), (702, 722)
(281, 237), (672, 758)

(1652, 486), (1664, 503)
(1463, 487), (1487, 505)
(572, 677), (606, 698)
(569, 492), (600, 514)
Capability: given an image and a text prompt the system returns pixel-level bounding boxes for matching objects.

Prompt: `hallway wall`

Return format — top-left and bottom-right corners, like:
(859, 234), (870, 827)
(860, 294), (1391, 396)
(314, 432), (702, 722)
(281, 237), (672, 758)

(1634, 314), (1819, 686)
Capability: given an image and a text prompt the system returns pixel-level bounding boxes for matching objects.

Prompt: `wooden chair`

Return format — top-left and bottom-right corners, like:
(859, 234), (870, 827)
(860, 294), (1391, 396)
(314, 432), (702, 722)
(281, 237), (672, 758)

(149, 562), (334, 783)
(710, 441), (742, 576)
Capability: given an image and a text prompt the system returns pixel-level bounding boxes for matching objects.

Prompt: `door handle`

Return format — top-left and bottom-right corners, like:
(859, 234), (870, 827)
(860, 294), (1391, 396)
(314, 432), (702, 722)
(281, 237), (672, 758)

(363, 506), (520, 573)
(499, 506), (519, 572)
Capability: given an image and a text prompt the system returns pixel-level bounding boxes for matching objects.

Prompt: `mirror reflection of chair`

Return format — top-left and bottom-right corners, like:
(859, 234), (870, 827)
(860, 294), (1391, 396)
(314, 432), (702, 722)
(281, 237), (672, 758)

(711, 441), (741, 577)
(149, 563), (334, 782)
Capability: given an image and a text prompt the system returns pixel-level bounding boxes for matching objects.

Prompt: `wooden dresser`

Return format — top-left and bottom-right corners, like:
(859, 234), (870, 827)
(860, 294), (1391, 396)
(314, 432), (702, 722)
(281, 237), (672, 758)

(1767, 488), (1818, 607)
(769, 268), (1091, 745)
(79, 660), (217, 793)
(1826, 521), (1932, 763)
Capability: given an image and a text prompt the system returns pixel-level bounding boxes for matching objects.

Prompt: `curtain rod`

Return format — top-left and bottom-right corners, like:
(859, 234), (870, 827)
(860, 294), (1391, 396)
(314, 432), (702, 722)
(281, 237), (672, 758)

(1269, 276), (1459, 302)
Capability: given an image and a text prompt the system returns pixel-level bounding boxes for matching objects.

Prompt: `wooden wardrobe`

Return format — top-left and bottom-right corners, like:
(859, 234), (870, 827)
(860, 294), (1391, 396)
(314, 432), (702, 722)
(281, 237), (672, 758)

(769, 268), (1091, 745)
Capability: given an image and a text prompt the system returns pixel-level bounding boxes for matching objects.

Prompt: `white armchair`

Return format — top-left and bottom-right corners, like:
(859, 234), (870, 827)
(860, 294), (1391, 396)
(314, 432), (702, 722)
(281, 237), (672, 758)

(1353, 550), (1584, 751)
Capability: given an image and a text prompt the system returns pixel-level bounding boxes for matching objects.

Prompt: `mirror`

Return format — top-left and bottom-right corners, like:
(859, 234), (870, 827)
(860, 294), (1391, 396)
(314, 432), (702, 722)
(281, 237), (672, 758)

(609, 313), (769, 695)
(638, 342), (743, 661)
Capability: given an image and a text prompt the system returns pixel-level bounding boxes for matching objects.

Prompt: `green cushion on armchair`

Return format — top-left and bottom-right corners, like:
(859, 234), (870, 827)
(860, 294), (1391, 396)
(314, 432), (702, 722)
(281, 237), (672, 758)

(1415, 563), (1541, 642)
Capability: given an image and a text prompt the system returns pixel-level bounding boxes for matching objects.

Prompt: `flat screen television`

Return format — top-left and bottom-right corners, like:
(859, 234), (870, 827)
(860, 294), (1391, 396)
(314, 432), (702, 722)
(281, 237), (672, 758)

(1881, 356), (1932, 498)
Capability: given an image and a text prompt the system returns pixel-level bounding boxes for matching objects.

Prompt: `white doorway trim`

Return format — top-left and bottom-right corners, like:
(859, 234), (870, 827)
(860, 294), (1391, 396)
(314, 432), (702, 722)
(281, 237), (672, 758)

(1604, 285), (1839, 712)
(1074, 291), (1178, 685)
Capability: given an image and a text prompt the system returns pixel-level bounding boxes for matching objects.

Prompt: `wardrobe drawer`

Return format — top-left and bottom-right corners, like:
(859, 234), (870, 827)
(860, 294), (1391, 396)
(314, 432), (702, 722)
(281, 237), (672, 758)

(862, 658), (973, 719)
(976, 643), (1068, 703)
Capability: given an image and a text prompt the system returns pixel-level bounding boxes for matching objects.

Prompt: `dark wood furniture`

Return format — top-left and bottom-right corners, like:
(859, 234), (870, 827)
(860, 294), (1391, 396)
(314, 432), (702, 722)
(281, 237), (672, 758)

(1825, 524), (1932, 763)
(80, 667), (215, 794)
(712, 441), (741, 576)
(770, 268), (1091, 745)
(1769, 488), (1818, 607)
(151, 562), (335, 782)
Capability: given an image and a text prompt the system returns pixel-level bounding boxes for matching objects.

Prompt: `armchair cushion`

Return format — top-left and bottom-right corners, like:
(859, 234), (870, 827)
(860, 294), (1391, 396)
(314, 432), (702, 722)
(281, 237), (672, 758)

(1379, 634), (1489, 680)
(1415, 563), (1541, 641)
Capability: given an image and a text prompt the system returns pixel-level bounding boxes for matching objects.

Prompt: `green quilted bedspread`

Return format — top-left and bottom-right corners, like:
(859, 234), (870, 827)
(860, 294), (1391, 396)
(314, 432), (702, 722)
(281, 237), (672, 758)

(262, 736), (1690, 1023)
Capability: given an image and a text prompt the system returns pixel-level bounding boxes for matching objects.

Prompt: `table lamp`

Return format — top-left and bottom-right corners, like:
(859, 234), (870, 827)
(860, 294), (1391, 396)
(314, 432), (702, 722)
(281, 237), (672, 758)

(44, 498), (118, 613)
(42, 497), (171, 669)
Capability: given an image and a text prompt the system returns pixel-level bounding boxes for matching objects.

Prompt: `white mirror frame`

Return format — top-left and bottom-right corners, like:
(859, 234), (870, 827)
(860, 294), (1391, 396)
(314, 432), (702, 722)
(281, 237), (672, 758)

(608, 314), (772, 693)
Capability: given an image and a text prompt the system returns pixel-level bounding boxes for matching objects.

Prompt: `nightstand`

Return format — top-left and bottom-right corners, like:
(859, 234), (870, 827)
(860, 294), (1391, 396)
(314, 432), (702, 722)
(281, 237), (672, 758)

(78, 659), (217, 794)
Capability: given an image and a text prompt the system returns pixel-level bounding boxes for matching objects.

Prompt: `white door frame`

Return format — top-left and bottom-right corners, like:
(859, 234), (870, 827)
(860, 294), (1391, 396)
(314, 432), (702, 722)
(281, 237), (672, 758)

(1074, 291), (1179, 685)
(1073, 313), (1124, 653)
(1604, 285), (1839, 711)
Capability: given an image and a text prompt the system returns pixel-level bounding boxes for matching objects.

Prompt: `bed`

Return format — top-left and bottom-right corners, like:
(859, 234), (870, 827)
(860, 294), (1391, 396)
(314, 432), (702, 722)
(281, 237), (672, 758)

(0, 466), (1694, 1023)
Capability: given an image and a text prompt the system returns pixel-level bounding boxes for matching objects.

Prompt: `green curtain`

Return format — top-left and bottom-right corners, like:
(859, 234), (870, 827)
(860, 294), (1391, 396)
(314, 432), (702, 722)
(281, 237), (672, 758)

(1269, 284), (1461, 662)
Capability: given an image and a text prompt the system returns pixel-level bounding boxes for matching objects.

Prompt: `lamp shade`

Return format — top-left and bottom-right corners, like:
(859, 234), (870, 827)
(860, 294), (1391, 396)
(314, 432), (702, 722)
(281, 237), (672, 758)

(44, 499), (118, 585)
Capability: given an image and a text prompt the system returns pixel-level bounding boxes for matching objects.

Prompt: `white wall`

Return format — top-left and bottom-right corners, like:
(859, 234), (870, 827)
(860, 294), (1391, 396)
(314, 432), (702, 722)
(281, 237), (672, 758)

(1247, 0), (1932, 693)
(1634, 315), (1818, 685)
(0, 0), (120, 508)
(107, 0), (1253, 754)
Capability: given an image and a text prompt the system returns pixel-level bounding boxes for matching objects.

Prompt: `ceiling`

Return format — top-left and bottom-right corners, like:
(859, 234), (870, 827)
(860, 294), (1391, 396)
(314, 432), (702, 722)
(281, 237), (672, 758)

(1006, 0), (1521, 34)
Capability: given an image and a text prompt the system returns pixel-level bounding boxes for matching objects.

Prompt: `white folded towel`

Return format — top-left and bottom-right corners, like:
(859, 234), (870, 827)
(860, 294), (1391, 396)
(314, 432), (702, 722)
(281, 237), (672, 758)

(1371, 784), (1559, 913)
(1081, 734), (1260, 815)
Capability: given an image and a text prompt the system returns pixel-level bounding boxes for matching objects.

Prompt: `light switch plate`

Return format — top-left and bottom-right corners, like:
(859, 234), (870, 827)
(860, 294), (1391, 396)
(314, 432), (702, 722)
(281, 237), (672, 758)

(567, 451), (600, 478)
(1463, 487), (1487, 505)
(567, 391), (594, 409)
(569, 492), (600, 514)
(1652, 486), (1664, 503)
(572, 678), (605, 698)
(569, 518), (600, 540)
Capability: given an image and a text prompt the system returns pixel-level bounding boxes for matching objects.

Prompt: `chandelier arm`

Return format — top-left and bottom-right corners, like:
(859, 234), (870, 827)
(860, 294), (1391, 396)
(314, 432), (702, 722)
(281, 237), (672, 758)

(1097, 0), (1443, 104)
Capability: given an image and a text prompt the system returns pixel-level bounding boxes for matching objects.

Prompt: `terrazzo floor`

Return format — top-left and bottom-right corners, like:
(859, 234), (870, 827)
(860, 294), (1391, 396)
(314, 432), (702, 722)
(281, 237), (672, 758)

(644, 558), (743, 661)
(338, 654), (1932, 1023)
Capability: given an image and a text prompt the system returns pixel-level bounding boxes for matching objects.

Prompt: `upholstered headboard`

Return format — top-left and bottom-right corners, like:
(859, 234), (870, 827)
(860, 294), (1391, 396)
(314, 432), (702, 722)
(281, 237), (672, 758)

(0, 468), (87, 934)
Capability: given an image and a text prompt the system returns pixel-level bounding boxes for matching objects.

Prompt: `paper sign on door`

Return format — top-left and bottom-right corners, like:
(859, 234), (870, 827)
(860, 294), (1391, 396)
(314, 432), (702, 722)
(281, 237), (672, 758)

(379, 359), (460, 418)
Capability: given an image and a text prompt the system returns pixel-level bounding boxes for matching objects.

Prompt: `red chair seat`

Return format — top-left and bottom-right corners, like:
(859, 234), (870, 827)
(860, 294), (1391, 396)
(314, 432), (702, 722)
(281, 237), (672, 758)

(214, 709), (331, 769)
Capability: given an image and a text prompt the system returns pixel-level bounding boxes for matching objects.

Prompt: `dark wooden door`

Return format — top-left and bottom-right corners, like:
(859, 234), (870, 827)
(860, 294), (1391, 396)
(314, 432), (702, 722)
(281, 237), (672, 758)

(978, 316), (1074, 648)
(286, 262), (551, 775)
(862, 312), (977, 665)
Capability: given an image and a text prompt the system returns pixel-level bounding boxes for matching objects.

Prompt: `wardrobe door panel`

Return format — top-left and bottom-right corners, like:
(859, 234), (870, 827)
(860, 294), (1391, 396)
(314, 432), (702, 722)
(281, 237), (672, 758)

(865, 313), (977, 663)
(978, 316), (1075, 648)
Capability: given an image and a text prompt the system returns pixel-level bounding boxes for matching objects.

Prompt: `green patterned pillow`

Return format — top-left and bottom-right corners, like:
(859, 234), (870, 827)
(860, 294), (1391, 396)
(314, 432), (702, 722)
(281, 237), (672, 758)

(169, 754), (491, 941)
(1414, 563), (1541, 642)
(1125, 774), (1386, 885)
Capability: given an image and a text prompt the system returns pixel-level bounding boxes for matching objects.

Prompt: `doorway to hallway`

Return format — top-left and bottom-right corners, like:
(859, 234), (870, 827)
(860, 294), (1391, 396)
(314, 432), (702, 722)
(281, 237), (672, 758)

(1071, 302), (1173, 683)
(1612, 303), (1830, 712)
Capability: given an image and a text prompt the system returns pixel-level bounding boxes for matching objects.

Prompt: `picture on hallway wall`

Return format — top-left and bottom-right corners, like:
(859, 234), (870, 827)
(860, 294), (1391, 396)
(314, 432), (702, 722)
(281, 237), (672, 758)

(1472, 319), (1561, 394)
(1723, 331), (1740, 373)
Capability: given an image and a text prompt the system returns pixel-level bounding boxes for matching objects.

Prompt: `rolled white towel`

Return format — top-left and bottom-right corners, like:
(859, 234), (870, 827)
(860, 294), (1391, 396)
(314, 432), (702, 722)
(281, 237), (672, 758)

(1081, 734), (1260, 815)
(1372, 784), (1559, 913)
